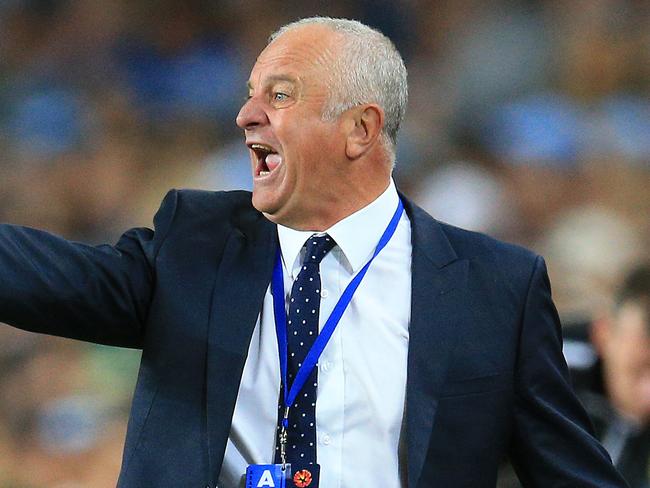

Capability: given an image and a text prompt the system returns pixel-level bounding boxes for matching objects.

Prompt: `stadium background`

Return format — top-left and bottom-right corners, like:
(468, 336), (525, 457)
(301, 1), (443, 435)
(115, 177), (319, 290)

(0, 0), (648, 486)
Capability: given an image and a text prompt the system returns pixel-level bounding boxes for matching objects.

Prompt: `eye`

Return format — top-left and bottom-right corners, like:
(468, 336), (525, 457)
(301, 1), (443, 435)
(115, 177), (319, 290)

(273, 92), (289, 102)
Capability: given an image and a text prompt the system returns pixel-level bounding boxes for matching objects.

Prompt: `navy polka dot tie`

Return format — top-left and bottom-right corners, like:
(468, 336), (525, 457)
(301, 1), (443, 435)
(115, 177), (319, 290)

(275, 234), (336, 478)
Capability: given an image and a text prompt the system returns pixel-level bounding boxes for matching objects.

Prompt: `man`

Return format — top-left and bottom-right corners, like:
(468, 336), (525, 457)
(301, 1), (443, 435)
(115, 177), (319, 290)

(0, 17), (628, 488)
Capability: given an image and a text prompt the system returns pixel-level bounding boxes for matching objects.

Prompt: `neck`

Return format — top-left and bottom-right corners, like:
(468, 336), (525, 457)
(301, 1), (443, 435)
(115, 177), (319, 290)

(272, 178), (391, 231)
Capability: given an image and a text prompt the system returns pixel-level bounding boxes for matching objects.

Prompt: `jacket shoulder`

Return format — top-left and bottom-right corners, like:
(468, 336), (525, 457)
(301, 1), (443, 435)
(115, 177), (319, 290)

(403, 194), (539, 277)
(172, 189), (255, 216)
(434, 220), (542, 295)
(439, 221), (538, 267)
(158, 189), (258, 230)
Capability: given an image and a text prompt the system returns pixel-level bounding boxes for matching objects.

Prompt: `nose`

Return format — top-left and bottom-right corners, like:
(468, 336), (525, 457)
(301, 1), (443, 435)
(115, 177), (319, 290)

(236, 96), (269, 130)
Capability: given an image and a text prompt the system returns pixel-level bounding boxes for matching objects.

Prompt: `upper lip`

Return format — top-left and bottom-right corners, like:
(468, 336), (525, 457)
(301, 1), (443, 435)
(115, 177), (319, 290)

(248, 141), (278, 159)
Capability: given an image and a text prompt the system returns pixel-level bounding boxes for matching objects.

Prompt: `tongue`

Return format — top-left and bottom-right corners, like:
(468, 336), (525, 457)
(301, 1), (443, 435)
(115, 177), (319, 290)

(265, 153), (283, 171)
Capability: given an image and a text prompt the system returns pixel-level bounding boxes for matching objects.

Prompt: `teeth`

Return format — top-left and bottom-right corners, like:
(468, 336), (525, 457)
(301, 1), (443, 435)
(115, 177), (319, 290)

(259, 171), (271, 176)
(251, 143), (275, 153)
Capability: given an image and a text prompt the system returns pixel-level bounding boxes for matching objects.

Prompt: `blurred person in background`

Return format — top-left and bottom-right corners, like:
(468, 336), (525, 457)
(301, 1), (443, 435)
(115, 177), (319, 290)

(574, 264), (650, 487)
(0, 331), (136, 488)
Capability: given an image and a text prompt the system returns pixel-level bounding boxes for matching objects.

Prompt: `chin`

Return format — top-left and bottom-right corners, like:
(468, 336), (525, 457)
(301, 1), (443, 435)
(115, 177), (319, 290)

(251, 196), (270, 215)
(252, 191), (280, 218)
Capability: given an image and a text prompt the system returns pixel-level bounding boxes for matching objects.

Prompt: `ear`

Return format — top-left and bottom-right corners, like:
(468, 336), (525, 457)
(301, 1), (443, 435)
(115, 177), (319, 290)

(344, 104), (384, 160)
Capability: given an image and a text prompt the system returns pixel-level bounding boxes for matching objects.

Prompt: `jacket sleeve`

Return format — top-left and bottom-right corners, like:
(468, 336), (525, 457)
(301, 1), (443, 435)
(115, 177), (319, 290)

(509, 255), (629, 487)
(0, 189), (178, 348)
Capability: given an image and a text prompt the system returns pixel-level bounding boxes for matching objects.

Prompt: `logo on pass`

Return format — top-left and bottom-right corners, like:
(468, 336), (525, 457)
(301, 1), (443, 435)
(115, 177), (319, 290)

(246, 464), (288, 488)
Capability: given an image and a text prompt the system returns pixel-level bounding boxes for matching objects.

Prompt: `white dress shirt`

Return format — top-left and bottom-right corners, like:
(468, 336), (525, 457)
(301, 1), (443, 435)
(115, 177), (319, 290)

(219, 179), (412, 488)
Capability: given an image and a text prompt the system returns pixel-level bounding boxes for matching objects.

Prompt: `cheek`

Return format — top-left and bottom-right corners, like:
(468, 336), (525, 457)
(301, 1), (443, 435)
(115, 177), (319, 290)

(287, 139), (328, 177)
(276, 117), (342, 185)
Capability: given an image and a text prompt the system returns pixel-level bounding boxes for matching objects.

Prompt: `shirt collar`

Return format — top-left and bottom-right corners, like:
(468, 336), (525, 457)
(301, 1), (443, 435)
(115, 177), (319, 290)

(277, 179), (400, 276)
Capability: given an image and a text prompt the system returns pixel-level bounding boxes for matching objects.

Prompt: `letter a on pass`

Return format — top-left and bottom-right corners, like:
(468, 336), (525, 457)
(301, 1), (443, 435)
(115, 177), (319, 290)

(257, 469), (275, 487)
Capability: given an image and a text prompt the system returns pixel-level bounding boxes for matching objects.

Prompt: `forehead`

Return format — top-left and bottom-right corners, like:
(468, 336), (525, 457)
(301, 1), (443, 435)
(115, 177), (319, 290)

(249, 26), (340, 85)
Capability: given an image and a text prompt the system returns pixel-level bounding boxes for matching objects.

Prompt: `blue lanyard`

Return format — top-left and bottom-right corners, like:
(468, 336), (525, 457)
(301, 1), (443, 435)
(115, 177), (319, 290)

(271, 198), (404, 425)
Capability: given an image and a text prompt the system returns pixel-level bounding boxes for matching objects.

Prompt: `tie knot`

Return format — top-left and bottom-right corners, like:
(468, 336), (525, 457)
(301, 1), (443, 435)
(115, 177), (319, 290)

(302, 234), (336, 265)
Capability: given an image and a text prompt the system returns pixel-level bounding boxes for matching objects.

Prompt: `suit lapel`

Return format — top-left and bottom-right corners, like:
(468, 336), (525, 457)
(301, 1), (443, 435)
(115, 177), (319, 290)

(403, 199), (469, 488)
(205, 209), (277, 482)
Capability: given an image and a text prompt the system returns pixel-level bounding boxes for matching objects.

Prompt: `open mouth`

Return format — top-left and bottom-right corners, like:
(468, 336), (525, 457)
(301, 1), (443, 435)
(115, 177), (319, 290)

(249, 143), (282, 177)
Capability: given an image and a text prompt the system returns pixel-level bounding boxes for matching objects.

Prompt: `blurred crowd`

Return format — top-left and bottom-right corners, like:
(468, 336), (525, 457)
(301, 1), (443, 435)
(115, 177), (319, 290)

(0, 0), (648, 486)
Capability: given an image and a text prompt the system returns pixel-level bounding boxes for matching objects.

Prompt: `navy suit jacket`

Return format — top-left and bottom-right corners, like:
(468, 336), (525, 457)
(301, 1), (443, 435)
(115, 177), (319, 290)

(0, 189), (628, 487)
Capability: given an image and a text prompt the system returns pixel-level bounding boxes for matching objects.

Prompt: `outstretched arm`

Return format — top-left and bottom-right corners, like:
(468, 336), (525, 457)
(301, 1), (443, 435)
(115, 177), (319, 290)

(0, 189), (178, 348)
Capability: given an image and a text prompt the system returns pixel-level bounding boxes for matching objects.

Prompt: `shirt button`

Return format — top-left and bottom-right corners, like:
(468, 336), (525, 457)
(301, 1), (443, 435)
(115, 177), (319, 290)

(321, 433), (331, 445)
(320, 289), (329, 298)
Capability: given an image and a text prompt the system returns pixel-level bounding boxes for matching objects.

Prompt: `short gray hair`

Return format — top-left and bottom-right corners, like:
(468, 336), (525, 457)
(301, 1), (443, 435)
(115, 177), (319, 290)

(269, 17), (408, 156)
